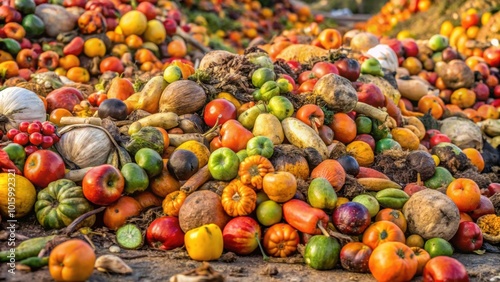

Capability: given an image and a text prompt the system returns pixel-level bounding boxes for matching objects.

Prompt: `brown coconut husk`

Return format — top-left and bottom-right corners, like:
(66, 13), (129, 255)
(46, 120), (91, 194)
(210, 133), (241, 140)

(372, 149), (415, 186)
(339, 174), (365, 199)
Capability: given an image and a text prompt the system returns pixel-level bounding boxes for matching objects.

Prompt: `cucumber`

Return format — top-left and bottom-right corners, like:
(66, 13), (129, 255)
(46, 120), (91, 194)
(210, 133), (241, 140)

(19, 256), (49, 270)
(116, 224), (143, 250)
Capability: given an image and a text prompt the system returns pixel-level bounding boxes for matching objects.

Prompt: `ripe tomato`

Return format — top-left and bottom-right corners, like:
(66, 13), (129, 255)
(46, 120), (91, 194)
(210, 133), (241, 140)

(362, 220), (406, 250)
(369, 242), (418, 282)
(296, 104), (324, 128)
(298, 70), (316, 84)
(100, 56), (124, 74)
(297, 79), (318, 94)
(203, 98), (237, 127)
(24, 149), (66, 188)
(483, 46), (500, 68)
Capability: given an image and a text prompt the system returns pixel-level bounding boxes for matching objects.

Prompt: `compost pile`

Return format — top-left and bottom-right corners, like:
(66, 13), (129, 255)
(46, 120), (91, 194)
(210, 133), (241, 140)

(0, 0), (500, 281)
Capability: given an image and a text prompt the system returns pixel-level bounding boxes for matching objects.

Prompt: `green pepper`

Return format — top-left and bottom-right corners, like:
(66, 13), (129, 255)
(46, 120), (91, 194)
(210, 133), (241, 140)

(0, 38), (21, 56)
(3, 143), (26, 172)
(246, 136), (274, 158)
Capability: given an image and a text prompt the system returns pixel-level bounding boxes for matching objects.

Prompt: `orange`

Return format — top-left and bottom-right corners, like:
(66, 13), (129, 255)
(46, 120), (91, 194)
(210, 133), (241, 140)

(125, 34), (144, 49)
(330, 113), (356, 144)
(440, 20), (454, 37)
(462, 148), (485, 172)
(59, 54), (80, 70)
(66, 67), (90, 83)
(255, 200), (282, 226)
(83, 38), (106, 57)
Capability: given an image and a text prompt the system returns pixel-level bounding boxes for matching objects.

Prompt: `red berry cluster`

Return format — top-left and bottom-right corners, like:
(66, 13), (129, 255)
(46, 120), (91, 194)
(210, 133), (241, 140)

(7, 121), (60, 155)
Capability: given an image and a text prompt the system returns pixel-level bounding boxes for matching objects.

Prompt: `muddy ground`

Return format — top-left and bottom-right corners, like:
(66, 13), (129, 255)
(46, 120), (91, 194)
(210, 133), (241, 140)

(1, 212), (499, 282)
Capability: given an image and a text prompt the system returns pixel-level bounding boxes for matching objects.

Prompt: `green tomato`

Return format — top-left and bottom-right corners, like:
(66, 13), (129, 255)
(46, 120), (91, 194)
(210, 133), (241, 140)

(251, 67), (276, 88)
(267, 95), (294, 121)
(163, 65), (182, 83)
(259, 81), (280, 102)
(361, 58), (384, 76)
(208, 147), (240, 181)
(276, 78), (293, 94)
(3, 143), (26, 172)
(246, 136), (274, 158)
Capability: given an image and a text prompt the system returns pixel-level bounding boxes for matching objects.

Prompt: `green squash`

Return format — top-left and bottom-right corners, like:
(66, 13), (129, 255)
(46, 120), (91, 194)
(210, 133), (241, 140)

(304, 235), (341, 270)
(35, 179), (95, 230)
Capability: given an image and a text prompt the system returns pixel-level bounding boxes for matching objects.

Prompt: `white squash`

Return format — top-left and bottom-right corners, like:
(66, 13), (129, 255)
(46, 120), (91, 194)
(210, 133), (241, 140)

(366, 44), (399, 73)
(0, 87), (47, 131)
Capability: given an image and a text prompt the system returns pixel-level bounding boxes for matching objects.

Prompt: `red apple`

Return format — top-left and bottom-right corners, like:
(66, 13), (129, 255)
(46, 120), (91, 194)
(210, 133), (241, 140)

(473, 82), (490, 101)
(441, 47), (459, 63)
(483, 46), (500, 68)
(82, 164), (125, 206)
(24, 150), (65, 188)
(334, 57), (361, 82)
(404, 182), (427, 197)
(429, 134), (451, 148)
(487, 183), (500, 195)
(493, 85), (500, 99)
(286, 60), (301, 73)
(46, 87), (84, 113)
(355, 82), (385, 108)
(163, 18), (177, 36)
(136, 1), (156, 20)
(468, 195), (495, 220)
(311, 62), (338, 78)
(401, 38), (419, 57)
(20, 38), (31, 49)
(423, 257), (469, 282)
(146, 216), (185, 250)
(167, 9), (181, 24)
(427, 72), (438, 86)
(450, 221), (483, 253)
(381, 38), (404, 57)
(223, 216), (261, 255)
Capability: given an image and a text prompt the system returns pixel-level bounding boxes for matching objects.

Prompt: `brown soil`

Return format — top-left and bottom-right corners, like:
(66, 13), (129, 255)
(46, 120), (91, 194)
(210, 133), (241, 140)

(1, 214), (499, 282)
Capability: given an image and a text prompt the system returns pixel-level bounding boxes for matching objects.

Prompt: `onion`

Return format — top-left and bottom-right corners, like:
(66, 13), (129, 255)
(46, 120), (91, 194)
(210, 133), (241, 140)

(159, 80), (207, 115)
(440, 117), (483, 150)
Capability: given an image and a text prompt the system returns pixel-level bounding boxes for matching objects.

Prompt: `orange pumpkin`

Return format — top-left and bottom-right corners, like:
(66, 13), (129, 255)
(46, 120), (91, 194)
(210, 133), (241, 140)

(221, 179), (257, 217)
(238, 155), (274, 190)
(263, 223), (300, 258)
(410, 247), (431, 275)
(368, 241), (418, 282)
(362, 220), (406, 250)
(310, 159), (346, 191)
(162, 190), (187, 217)
(375, 208), (407, 233)
(103, 196), (142, 230)
(262, 171), (297, 203)
(49, 239), (96, 282)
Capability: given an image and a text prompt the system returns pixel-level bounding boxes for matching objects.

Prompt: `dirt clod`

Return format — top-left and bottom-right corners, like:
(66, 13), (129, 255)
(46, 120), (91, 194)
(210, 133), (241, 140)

(260, 265), (279, 276)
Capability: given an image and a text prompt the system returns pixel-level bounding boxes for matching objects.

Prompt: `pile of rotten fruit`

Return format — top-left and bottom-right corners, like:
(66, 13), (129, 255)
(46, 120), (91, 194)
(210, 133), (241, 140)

(1, 1), (500, 282)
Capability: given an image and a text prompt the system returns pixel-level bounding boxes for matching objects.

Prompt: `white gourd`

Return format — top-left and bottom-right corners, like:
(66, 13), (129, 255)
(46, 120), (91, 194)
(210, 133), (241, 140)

(0, 87), (47, 131)
(366, 44), (399, 73)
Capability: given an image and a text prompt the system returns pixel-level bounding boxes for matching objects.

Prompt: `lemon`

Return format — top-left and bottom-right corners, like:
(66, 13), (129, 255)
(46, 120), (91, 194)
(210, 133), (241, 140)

(119, 11), (148, 36)
(84, 38), (106, 57)
(0, 174), (36, 218)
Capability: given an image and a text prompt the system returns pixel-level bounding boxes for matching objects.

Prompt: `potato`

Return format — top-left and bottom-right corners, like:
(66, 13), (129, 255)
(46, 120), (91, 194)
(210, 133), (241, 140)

(253, 113), (284, 145)
(402, 189), (460, 240)
(178, 190), (230, 233)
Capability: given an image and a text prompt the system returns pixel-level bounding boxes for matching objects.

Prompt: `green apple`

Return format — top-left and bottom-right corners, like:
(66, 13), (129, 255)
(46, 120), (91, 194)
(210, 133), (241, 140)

(121, 163), (149, 194)
(208, 147), (240, 181)
(428, 34), (449, 52)
(246, 136), (274, 158)
(267, 95), (294, 121)
(361, 58), (384, 76)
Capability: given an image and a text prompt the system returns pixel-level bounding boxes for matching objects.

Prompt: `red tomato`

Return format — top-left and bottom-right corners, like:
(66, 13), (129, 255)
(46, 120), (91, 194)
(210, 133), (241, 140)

(29, 132), (43, 146)
(297, 79), (318, 94)
(461, 13), (480, 29)
(298, 70), (316, 85)
(429, 133), (451, 148)
(99, 57), (124, 74)
(24, 149), (66, 188)
(296, 104), (324, 128)
(483, 46), (500, 68)
(311, 62), (339, 78)
(203, 99), (237, 127)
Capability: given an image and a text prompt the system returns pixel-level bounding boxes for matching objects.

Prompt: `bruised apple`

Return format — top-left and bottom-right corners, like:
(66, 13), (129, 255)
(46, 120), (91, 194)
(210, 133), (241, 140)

(354, 82), (385, 108)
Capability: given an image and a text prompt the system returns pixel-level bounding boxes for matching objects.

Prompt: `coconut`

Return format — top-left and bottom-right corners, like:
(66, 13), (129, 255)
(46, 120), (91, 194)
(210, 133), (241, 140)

(159, 80), (207, 115)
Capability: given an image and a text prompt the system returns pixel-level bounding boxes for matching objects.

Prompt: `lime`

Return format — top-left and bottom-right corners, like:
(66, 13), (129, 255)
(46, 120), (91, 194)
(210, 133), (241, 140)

(116, 224), (143, 249)
(256, 200), (282, 226)
(355, 116), (372, 135)
(424, 237), (454, 258)
(163, 65), (182, 83)
(121, 163), (149, 194)
(375, 138), (402, 154)
(252, 67), (276, 88)
(424, 167), (454, 189)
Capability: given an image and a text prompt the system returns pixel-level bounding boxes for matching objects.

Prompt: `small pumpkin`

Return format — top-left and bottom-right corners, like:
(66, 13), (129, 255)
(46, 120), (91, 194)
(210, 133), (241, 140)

(221, 179), (257, 217)
(35, 179), (95, 230)
(162, 190), (187, 217)
(263, 223), (300, 258)
(78, 10), (107, 34)
(238, 155), (274, 190)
